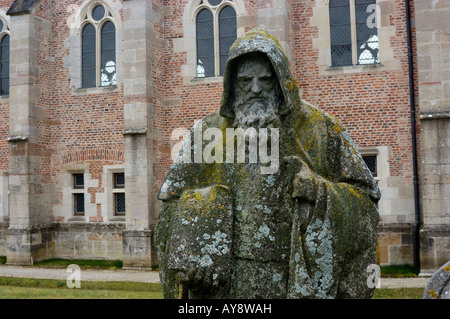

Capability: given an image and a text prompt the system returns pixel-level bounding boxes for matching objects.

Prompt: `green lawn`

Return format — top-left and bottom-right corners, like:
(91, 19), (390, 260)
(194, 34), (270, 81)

(380, 264), (420, 278)
(0, 259), (424, 299)
(0, 276), (163, 299)
(31, 258), (124, 270)
(0, 276), (424, 299)
(372, 288), (423, 299)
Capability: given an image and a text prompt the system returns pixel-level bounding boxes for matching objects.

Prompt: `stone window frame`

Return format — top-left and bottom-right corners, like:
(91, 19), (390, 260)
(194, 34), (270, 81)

(329, 0), (380, 67)
(359, 147), (380, 182)
(311, 0), (399, 75)
(0, 171), (9, 223)
(57, 164), (96, 222)
(359, 146), (388, 218)
(194, 0), (237, 78)
(0, 12), (10, 97)
(113, 172), (125, 216)
(72, 173), (85, 216)
(177, 0), (246, 85)
(362, 154), (377, 178)
(101, 165), (125, 222)
(65, 0), (123, 94)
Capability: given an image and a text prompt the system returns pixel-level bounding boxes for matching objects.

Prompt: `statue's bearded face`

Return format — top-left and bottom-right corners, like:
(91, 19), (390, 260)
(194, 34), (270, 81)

(232, 54), (282, 129)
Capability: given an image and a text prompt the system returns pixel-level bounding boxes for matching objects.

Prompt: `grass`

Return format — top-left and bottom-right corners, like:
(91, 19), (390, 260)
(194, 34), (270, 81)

(0, 276), (164, 299)
(0, 257), (163, 299)
(380, 264), (420, 278)
(0, 256), (123, 269)
(372, 288), (424, 299)
(0, 276), (424, 299)
(0, 259), (424, 299)
(31, 258), (123, 270)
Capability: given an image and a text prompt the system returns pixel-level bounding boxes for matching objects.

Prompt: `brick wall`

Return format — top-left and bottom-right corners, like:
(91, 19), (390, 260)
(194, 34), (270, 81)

(292, 0), (415, 179)
(157, 0), (417, 211)
(40, 0), (125, 222)
(0, 0), (428, 267)
(0, 0), (418, 221)
(156, 0), (419, 265)
(0, 1), (14, 172)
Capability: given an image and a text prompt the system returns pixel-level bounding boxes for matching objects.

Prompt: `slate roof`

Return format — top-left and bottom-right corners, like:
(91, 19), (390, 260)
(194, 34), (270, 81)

(6, 0), (39, 16)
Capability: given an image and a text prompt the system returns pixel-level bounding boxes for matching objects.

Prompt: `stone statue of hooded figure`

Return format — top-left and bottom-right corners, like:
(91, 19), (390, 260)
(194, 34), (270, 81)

(155, 27), (380, 299)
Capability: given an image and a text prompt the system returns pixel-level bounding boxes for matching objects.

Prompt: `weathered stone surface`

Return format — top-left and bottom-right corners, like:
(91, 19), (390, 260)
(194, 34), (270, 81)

(155, 27), (380, 299)
(423, 261), (450, 299)
(6, 0), (38, 16)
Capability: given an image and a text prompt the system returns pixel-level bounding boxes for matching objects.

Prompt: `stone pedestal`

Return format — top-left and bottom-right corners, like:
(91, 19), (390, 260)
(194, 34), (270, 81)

(420, 225), (450, 275)
(122, 229), (156, 270)
(6, 227), (52, 265)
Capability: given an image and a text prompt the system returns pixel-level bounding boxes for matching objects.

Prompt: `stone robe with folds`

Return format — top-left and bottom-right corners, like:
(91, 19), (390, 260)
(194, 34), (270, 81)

(155, 27), (380, 299)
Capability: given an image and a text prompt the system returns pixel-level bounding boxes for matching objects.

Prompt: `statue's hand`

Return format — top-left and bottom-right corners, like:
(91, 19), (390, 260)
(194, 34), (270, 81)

(280, 156), (318, 203)
(292, 162), (319, 204)
(177, 264), (227, 294)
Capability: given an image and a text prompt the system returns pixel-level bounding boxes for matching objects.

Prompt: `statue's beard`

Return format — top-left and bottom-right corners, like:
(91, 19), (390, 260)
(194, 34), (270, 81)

(232, 94), (281, 129)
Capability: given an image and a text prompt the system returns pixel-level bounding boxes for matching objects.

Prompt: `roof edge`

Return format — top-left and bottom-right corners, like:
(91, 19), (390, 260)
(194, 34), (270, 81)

(6, 0), (39, 16)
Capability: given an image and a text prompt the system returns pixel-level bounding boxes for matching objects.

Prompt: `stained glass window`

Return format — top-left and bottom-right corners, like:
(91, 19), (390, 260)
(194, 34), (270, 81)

(196, 9), (214, 78)
(101, 21), (116, 86)
(329, 0), (352, 66)
(219, 6), (237, 75)
(195, 1), (237, 77)
(82, 23), (96, 88)
(355, 0), (379, 64)
(208, 0), (222, 6)
(92, 5), (105, 21)
(329, 0), (379, 67)
(81, 3), (116, 88)
(0, 34), (9, 96)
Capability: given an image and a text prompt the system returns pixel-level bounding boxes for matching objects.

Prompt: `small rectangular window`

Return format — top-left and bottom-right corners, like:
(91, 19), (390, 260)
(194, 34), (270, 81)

(114, 173), (125, 188)
(113, 172), (125, 216)
(74, 193), (85, 215)
(73, 173), (84, 189)
(73, 173), (85, 216)
(362, 155), (377, 177)
(114, 193), (125, 216)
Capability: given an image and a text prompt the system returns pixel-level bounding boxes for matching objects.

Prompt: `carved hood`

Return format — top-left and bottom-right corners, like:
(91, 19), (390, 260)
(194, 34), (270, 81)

(220, 26), (299, 120)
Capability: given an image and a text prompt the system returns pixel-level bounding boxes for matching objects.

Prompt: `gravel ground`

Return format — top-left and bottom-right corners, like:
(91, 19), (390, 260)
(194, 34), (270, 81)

(0, 265), (160, 283)
(0, 264), (430, 288)
(378, 277), (429, 289)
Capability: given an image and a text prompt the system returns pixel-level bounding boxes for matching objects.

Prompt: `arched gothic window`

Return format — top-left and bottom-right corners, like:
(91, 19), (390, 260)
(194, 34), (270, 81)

(329, 0), (379, 67)
(81, 3), (116, 88)
(196, 0), (237, 77)
(0, 18), (9, 96)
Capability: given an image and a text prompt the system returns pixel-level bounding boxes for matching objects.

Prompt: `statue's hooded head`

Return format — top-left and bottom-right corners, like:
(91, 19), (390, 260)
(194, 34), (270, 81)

(220, 26), (300, 128)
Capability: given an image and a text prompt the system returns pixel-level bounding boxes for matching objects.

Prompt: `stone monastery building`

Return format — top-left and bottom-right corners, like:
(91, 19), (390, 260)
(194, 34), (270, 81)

(0, 0), (449, 274)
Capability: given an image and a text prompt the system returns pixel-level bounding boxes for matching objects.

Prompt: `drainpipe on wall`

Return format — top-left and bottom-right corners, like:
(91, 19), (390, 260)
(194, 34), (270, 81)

(405, 0), (421, 271)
